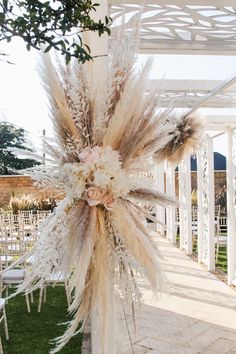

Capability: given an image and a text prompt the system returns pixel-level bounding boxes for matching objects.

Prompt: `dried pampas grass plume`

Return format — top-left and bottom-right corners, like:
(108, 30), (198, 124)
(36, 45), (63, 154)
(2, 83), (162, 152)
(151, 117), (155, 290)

(155, 114), (204, 164)
(3, 21), (204, 354)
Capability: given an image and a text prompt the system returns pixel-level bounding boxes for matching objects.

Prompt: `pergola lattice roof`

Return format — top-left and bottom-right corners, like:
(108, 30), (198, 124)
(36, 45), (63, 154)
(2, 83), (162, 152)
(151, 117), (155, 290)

(110, 1), (236, 54)
(110, 1), (236, 125)
(150, 80), (236, 108)
(107, 1), (236, 289)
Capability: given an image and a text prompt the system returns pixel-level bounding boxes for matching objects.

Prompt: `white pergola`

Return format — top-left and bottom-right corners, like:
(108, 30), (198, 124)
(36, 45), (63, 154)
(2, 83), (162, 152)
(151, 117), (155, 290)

(109, 0), (236, 284)
(89, 2), (236, 353)
(110, 1), (236, 55)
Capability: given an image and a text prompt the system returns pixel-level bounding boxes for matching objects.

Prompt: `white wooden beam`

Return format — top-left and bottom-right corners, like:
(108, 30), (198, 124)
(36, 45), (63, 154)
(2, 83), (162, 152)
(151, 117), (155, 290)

(184, 72), (236, 119)
(139, 43), (236, 55)
(166, 163), (176, 244)
(206, 137), (215, 271)
(197, 137), (215, 271)
(155, 163), (166, 236)
(197, 150), (203, 264)
(226, 128), (236, 285)
(110, 0), (236, 5)
(149, 80), (236, 93)
(147, 80), (236, 109)
(179, 154), (192, 255)
(206, 124), (236, 131)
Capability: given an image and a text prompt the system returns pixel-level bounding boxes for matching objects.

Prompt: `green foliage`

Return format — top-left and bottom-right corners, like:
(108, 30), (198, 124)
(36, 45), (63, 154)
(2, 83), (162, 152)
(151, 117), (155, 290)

(0, 121), (39, 174)
(0, 0), (112, 63)
(0, 287), (82, 353)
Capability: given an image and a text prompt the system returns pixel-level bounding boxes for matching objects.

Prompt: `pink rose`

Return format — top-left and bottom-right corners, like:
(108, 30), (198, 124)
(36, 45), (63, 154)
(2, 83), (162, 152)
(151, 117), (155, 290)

(78, 146), (100, 163)
(85, 186), (105, 206)
(102, 192), (115, 210)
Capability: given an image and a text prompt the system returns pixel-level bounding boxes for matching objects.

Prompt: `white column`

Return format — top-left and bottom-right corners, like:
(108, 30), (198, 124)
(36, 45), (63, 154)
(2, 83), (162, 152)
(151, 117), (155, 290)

(197, 151), (204, 264)
(155, 162), (165, 236)
(86, 2), (116, 354)
(179, 154), (192, 255)
(166, 163), (176, 244)
(84, 0), (109, 113)
(197, 137), (215, 271)
(226, 128), (236, 285)
(208, 138), (215, 271)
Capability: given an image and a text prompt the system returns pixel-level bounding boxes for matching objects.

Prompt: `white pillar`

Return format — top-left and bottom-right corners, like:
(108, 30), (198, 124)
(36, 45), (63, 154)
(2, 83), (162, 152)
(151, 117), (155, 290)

(179, 154), (192, 255)
(84, 0), (109, 115)
(155, 162), (165, 236)
(226, 128), (236, 285)
(166, 163), (176, 244)
(197, 151), (204, 264)
(197, 137), (215, 271)
(86, 2), (116, 353)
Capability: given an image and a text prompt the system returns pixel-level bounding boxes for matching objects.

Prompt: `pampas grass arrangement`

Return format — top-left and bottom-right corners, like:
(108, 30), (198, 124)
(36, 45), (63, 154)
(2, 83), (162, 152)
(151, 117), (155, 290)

(5, 28), (204, 354)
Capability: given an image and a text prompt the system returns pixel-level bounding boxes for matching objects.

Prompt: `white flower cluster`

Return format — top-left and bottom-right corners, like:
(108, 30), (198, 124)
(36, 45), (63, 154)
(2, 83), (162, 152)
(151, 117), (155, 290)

(60, 146), (132, 201)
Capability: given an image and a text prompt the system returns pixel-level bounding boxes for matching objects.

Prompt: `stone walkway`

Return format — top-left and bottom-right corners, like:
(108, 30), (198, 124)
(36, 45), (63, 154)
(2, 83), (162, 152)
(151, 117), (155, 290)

(117, 235), (236, 354)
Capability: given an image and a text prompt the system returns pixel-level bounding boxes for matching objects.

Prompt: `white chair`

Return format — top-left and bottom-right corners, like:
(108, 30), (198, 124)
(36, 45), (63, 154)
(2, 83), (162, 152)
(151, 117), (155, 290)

(38, 271), (70, 313)
(36, 210), (51, 223)
(0, 298), (9, 354)
(191, 207), (198, 240)
(214, 205), (221, 235)
(0, 256), (13, 269)
(0, 260), (31, 313)
(175, 207), (180, 236)
(215, 216), (227, 262)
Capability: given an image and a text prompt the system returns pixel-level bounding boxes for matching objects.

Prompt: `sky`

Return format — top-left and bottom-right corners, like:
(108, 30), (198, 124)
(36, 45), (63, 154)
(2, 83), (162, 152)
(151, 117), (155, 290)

(0, 38), (235, 156)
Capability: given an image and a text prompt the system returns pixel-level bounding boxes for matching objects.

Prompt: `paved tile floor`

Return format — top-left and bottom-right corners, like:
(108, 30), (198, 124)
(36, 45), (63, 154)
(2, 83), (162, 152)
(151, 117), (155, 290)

(117, 235), (236, 354)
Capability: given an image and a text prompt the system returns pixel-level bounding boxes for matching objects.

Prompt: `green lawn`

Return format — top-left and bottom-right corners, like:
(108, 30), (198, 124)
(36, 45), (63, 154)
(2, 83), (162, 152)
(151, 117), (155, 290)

(0, 287), (82, 354)
(177, 234), (228, 274)
(192, 239), (227, 273)
(216, 245), (227, 273)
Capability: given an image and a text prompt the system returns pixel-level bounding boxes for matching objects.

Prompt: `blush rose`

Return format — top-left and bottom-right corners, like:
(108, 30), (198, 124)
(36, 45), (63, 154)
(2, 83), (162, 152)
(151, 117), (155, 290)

(102, 192), (115, 210)
(85, 186), (105, 206)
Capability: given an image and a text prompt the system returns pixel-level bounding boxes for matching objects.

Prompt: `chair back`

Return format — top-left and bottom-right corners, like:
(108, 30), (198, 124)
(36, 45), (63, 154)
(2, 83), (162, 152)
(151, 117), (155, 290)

(218, 216), (227, 235)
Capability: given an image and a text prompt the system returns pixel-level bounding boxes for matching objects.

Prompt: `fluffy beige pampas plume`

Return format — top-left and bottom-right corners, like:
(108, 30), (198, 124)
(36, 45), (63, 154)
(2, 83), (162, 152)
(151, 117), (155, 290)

(155, 114), (204, 164)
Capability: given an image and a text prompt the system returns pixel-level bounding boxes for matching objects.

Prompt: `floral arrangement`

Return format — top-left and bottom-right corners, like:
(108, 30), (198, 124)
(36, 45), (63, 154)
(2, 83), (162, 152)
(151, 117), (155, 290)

(7, 28), (204, 354)
(62, 146), (131, 208)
